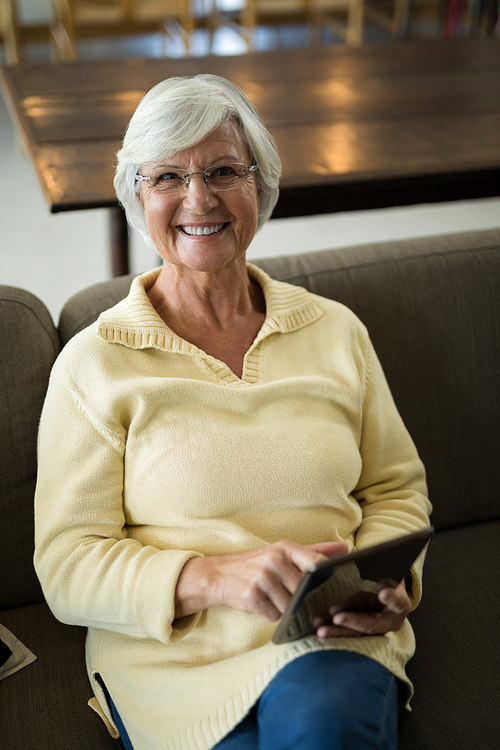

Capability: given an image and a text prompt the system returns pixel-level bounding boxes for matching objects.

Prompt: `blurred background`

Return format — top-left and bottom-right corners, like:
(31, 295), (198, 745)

(1, 0), (499, 321)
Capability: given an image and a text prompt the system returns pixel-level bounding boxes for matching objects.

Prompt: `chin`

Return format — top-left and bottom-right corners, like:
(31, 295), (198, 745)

(174, 240), (247, 273)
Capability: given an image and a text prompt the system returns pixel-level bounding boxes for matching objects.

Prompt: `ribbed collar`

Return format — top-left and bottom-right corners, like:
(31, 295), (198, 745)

(97, 263), (323, 384)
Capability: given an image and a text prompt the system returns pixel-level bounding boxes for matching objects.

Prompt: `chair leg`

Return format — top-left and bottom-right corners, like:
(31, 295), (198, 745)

(2, 0), (21, 65)
(392, 0), (410, 37)
(179, 0), (195, 54)
(347, 0), (364, 43)
(50, 0), (78, 60)
(241, 0), (256, 49)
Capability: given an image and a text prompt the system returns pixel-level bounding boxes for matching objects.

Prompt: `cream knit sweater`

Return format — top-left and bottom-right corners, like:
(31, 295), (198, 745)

(34, 264), (431, 750)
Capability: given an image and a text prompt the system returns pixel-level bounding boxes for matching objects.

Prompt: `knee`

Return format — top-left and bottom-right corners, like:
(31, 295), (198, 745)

(261, 697), (396, 750)
(258, 653), (399, 750)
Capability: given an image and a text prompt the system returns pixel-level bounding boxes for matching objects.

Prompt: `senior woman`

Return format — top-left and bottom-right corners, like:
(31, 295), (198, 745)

(34, 74), (431, 750)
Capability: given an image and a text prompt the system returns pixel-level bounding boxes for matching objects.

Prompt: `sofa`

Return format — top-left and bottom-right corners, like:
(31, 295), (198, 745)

(1, 226), (499, 749)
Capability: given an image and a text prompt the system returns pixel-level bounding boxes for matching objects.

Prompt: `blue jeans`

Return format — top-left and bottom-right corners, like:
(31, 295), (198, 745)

(110, 651), (400, 750)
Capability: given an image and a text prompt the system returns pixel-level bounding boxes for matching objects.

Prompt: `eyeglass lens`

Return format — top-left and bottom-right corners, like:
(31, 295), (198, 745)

(141, 163), (256, 194)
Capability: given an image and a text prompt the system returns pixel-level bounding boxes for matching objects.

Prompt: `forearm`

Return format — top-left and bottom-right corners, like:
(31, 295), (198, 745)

(36, 515), (200, 640)
(174, 541), (349, 623)
(174, 555), (222, 620)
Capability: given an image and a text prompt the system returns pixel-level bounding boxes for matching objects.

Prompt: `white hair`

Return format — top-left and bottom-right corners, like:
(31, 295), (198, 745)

(114, 74), (282, 246)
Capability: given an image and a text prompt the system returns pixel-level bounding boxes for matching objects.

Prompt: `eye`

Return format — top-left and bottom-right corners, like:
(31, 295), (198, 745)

(210, 165), (238, 178)
(157, 171), (183, 183)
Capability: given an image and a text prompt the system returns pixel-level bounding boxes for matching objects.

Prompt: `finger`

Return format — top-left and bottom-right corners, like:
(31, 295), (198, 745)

(262, 576), (299, 615)
(378, 586), (411, 616)
(260, 545), (306, 597)
(316, 623), (363, 638)
(312, 615), (330, 628)
(246, 559), (303, 618)
(332, 610), (382, 633)
(331, 608), (406, 635)
(287, 547), (330, 574)
(253, 598), (283, 622)
(239, 579), (285, 622)
(288, 542), (348, 575)
(307, 541), (349, 559)
(279, 562), (306, 596)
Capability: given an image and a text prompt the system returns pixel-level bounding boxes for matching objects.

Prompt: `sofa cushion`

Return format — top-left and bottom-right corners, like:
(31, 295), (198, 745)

(0, 602), (118, 749)
(59, 274), (134, 343)
(399, 519), (500, 749)
(0, 287), (59, 609)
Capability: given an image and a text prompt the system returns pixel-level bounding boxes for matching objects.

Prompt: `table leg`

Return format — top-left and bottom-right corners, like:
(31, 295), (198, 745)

(109, 205), (129, 277)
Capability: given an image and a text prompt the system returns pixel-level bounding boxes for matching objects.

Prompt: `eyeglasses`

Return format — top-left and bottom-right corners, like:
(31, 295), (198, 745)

(136, 162), (259, 195)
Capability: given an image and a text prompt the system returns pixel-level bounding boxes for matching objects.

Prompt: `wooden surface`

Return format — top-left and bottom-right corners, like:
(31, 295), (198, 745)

(1, 38), (500, 272)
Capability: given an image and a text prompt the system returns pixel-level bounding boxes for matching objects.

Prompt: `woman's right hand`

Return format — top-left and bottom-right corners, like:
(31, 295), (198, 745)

(174, 540), (348, 622)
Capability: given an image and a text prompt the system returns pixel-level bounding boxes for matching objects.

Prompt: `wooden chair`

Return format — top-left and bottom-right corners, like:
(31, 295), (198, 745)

(308, 0), (412, 45)
(213, 0), (310, 49)
(243, 0), (310, 39)
(218, 0), (410, 50)
(308, 0), (363, 44)
(50, 0), (195, 60)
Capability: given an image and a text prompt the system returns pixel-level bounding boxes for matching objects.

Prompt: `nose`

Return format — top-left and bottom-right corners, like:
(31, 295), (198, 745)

(182, 173), (218, 213)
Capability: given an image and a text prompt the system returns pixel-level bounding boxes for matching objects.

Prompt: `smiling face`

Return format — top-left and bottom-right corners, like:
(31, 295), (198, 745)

(138, 120), (260, 275)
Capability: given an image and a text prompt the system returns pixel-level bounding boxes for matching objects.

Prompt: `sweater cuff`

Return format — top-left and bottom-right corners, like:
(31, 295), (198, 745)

(407, 562), (425, 612)
(135, 549), (204, 643)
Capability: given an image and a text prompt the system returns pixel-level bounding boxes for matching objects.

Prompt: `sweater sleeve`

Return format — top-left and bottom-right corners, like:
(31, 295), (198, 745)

(34, 367), (202, 644)
(352, 339), (432, 609)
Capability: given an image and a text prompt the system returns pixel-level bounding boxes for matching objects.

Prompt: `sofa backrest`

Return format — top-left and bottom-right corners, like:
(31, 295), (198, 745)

(0, 286), (59, 610)
(259, 229), (500, 531)
(60, 228), (500, 532)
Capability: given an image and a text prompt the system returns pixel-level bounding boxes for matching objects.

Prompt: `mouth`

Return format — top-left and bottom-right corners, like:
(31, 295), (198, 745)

(179, 223), (227, 237)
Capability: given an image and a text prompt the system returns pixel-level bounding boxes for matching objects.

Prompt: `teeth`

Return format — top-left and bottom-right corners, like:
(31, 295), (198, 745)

(182, 224), (224, 236)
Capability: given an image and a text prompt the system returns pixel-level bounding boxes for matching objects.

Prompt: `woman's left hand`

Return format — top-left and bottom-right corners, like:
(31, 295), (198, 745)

(314, 581), (412, 639)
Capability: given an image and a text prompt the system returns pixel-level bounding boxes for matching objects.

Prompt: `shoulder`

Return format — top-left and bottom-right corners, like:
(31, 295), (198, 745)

(250, 262), (369, 340)
(52, 267), (163, 383)
(53, 321), (102, 373)
(310, 291), (367, 330)
(49, 322), (122, 404)
(290, 281), (372, 354)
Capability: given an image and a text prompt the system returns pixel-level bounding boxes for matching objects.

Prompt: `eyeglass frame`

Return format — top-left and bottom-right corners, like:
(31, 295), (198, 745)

(135, 162), (259, 194)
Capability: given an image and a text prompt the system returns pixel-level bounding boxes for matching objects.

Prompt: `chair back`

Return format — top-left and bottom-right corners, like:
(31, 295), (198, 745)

(51, 0), (193, 59)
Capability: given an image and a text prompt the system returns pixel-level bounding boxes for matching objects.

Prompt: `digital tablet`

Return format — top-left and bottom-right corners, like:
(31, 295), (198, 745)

(272, 526), (434, 644)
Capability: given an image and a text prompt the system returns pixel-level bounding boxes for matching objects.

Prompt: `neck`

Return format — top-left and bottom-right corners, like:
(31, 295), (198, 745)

(147, 258), (265, 335)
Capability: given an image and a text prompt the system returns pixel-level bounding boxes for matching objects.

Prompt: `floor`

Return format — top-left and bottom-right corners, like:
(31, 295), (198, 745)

(1, 1), (499, 321)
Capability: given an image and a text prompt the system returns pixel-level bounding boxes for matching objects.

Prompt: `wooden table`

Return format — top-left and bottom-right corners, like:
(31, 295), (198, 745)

(2, 38), (500, 276)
